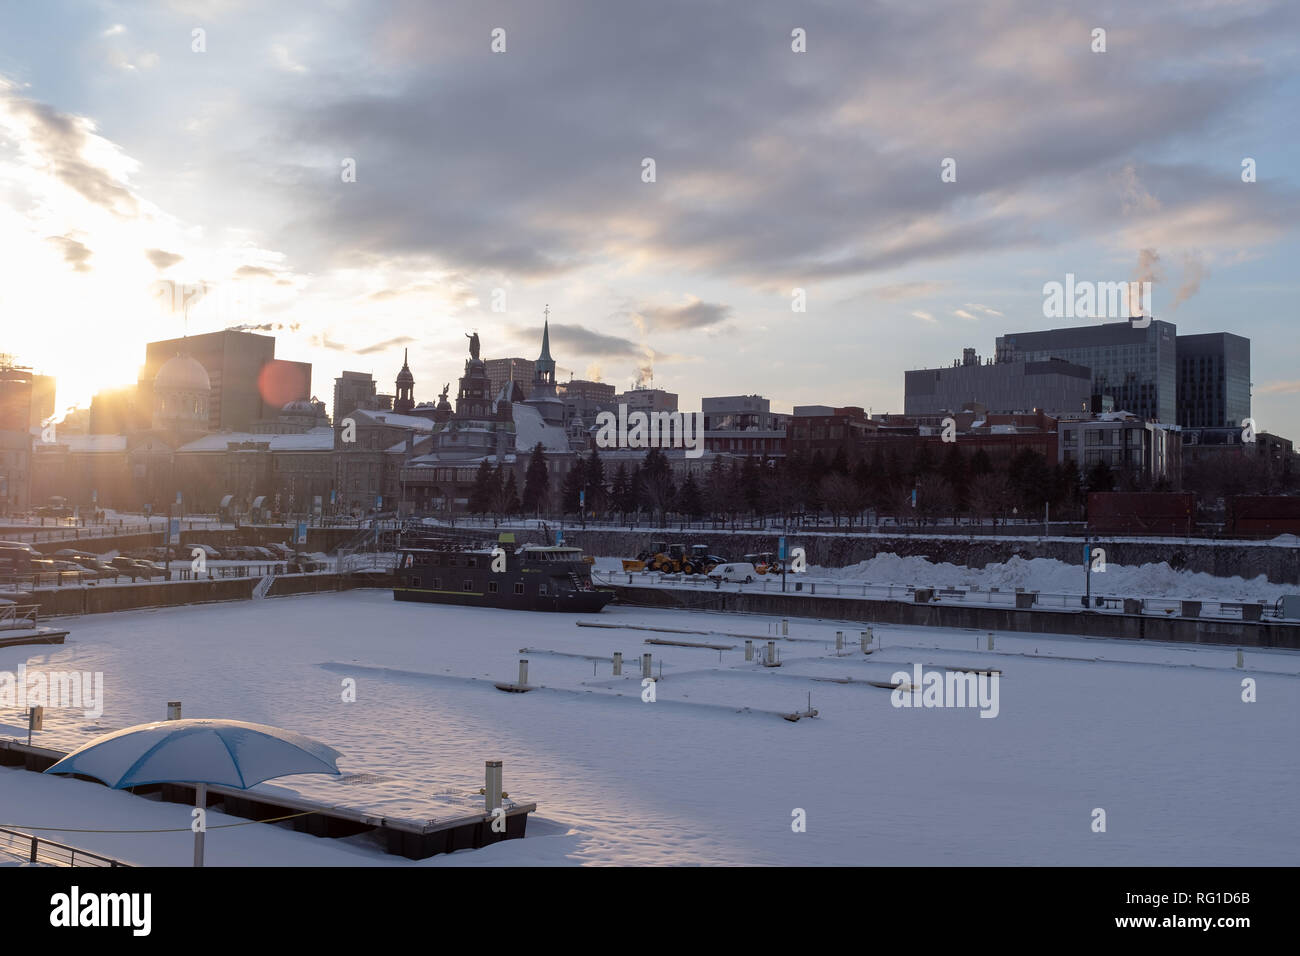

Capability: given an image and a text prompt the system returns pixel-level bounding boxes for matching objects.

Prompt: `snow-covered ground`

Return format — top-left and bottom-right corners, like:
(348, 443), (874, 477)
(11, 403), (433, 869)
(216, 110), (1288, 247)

(1, 589), (1297, 866)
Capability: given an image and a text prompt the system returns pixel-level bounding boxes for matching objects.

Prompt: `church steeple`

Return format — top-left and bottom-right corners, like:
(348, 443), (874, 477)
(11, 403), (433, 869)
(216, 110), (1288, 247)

(395, 347), (415, 413)
(534, 305), (556, 393)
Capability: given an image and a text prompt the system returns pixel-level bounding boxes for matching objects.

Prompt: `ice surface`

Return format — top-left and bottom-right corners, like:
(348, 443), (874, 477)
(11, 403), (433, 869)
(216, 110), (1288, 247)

(1, 590), (1296, 866)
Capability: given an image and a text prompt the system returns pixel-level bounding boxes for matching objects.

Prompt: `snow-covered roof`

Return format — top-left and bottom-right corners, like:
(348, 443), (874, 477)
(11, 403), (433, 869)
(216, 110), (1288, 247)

(512, 403), (569, 453)
(41, 435), (128, 453)
(177, 427), (335, 453)
(348, 409), (437, 431)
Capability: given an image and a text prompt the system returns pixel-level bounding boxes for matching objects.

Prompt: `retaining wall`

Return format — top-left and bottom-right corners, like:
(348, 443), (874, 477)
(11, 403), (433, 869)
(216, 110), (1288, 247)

(609, 585), (1300, 649)
(557, 528), (1300, 585)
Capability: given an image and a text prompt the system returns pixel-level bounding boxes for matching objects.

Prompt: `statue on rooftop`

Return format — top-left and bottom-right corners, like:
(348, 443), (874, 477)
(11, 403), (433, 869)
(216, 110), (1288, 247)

(466, 332), (480, 361)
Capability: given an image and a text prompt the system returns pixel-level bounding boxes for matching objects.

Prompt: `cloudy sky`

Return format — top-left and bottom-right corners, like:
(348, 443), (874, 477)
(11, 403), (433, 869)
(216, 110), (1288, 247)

(2, 0), (1298, 435)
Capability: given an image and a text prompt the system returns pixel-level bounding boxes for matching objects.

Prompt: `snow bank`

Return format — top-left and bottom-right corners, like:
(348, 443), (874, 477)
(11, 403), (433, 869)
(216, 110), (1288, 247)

(818, 553), (1287, 603)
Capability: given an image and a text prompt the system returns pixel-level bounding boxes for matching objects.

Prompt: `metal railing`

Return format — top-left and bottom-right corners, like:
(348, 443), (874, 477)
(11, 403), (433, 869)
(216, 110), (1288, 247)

(0, 826), (132, 867)
(0, 604), (39, 630)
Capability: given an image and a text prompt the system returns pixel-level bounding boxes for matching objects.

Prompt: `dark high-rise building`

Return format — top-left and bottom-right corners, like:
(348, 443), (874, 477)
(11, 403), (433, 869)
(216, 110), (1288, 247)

(142, 330), (277, 432)
(334, 371), (375, 419)
(485, 357), (534, 397)
(995, 319), (1177, 423)
(1176, 332), (1250, 429)
(30, 374), (56, 429)
(0, 361), (33, 513)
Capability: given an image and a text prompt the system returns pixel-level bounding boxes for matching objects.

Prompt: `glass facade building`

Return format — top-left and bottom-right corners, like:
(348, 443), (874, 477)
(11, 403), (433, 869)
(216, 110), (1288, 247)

(995, 320), (1178, 423)
(1175, 332), (1250, 429)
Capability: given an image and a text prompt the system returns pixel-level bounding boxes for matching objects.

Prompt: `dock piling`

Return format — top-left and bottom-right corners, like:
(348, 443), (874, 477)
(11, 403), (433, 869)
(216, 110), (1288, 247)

(485, 761), (502, 814)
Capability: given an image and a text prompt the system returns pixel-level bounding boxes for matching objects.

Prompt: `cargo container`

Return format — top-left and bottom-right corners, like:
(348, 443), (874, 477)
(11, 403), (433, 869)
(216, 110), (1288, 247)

(1086, 492), (1195, 536)
(1225, 495), (1300, 538)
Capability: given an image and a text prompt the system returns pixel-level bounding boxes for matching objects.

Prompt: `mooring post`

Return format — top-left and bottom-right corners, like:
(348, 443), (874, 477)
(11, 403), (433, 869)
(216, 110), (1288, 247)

(835, 631), (844, 652)
(518, 659), (529, 686)
(641, 653), (652, 678)
(613, 651), (622, 675)
(861, 628), (872, 652)
(767, 640), (776, 664)
(485, 760), (502, 814)
(167, 700), (182, 720)
(987, 633), (994, 651)
(745, 639), (753, 661)
(1236, 649), (1244, 669)
(782, 619), (788, 637)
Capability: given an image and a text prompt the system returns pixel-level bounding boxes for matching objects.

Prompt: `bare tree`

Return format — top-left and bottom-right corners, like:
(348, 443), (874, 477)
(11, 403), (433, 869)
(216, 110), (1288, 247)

(968, 473), (1010, 526)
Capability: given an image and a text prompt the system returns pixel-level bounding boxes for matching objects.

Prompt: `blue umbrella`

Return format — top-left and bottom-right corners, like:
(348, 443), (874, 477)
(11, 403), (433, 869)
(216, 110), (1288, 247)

(46, 718), (343, 865)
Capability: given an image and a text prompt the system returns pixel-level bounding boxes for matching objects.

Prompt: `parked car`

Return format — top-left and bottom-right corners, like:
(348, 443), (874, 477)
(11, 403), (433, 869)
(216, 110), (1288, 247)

(69, 556), (117, 579)
(707, 562), (759, 584)
(189, 543), (223, 560)
(0, 541), (38, 554)
(31, 559), (86, 581)
(131, 560), (168, 579)
(110, 556), (164, 577)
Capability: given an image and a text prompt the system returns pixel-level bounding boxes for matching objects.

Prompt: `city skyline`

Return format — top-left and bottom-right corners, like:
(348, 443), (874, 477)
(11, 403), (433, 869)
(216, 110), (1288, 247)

(2, 1), (1298, 433)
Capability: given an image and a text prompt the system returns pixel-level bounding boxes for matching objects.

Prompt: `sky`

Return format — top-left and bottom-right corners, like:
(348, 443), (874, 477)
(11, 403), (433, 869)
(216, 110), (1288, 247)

(1, 0), (1298, 435)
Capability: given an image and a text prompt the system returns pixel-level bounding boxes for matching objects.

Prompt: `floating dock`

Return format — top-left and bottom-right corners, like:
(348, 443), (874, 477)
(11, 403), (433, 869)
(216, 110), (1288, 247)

(0, 739), (535, 862)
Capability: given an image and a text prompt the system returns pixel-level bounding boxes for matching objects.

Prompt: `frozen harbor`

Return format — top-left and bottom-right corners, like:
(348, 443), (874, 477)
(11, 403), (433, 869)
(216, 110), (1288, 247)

(1, 589), (1297, 866)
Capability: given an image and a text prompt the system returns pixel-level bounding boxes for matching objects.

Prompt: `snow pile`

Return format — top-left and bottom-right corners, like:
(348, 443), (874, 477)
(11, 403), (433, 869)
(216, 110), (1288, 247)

(818, 553), (1287, 603)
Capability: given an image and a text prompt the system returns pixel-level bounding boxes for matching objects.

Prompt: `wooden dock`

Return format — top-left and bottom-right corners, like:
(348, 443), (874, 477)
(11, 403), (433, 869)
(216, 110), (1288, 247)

(0, 626), (68, 648)
(0, 739), (535, 862)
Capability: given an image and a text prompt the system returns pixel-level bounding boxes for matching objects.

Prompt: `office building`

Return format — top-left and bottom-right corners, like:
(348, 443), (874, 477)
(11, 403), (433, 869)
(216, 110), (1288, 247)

(485, 357), (535, 397)
(142, 330), (310, 432)
(1176, 332), (1250, 429)
(0, 361), (34, 513)
(995, 319), (1177, 423)
(905, 348), (1093, 418)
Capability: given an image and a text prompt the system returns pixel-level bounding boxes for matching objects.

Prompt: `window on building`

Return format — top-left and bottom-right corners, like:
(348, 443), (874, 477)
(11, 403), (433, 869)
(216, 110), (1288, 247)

(488, 581), (498, 594)
(538, 584), (548, 596)
(514, 581), (524, 595)
(463, 580), (473, 591)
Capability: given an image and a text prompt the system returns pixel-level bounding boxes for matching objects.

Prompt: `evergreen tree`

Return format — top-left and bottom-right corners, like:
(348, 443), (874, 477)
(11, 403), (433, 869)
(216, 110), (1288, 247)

(740, 456), (763, 515)
(1008, 447), (1052, 513)
(969, 447), (993, 477)
(500, 469), (521, 514)
(468, 460), (495, 515)
(585, 448), (607, 514)
(940, 443), (968, 511)
(522, 443), (550, 514)
(1086, 458), (1116, 494)
(703, 457), (728, 520)
(677, 471), (704, 518)
(560, 457), (586, 514)
(611, 463), (632, 519)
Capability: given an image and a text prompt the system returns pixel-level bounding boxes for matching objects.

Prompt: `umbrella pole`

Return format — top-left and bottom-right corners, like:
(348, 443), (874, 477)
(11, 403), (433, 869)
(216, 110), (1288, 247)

(193, 783), (206, 867)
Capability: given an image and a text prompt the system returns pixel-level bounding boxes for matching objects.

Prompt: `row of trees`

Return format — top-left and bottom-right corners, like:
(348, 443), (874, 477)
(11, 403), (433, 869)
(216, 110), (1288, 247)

(467, 442), (1145, 524)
